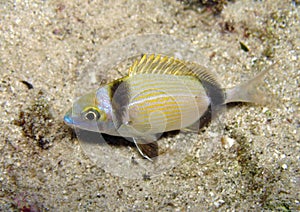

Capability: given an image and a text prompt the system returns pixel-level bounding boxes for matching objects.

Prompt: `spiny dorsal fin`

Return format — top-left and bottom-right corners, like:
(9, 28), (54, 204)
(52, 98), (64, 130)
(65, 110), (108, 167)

(129, 54), (189, 75)
(128, 54), (221, 87)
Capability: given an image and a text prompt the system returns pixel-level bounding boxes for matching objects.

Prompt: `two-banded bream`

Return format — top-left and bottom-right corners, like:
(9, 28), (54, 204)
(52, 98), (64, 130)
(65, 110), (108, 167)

(64, 54), (273, 161)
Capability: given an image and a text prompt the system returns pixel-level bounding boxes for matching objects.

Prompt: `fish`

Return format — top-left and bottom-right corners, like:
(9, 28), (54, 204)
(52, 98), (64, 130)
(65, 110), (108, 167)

(64, 54), (274, 161)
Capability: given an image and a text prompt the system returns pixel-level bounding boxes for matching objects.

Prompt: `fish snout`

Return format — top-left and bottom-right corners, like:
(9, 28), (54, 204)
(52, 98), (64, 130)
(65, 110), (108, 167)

(64, 108), (74, 126)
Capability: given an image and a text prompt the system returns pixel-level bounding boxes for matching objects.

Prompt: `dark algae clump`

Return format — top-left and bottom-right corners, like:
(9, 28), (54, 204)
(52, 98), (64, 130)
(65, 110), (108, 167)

(179, 0), (235, 15)
(14, 90), (55, 150)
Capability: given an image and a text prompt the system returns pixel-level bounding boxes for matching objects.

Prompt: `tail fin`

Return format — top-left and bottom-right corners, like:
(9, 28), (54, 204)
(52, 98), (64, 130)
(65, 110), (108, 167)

(225, 63), (278, 105)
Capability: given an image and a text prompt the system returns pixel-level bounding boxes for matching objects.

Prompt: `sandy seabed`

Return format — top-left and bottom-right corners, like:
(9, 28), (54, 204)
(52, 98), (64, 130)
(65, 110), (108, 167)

(0, 0), (299, 211)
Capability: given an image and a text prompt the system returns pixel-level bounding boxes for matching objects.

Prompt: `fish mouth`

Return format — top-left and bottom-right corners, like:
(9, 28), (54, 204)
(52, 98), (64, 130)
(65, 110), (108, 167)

(64, 108), (74, 126)
(64, 114), (74, 125)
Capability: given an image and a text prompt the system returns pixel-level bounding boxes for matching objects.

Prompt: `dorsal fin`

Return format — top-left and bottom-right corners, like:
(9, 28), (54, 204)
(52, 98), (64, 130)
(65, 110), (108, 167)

(128, 54), (221, 87)
(129, 54), (188, 75)
(185, 62), (221, 87)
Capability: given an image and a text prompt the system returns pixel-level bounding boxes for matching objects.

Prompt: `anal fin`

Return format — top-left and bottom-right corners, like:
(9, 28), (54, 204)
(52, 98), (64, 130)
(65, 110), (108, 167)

(133, 137), (158, 161)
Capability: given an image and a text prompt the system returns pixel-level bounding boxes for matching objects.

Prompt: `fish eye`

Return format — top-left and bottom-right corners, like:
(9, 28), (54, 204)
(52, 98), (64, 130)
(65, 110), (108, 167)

(82, 107), (101, 121)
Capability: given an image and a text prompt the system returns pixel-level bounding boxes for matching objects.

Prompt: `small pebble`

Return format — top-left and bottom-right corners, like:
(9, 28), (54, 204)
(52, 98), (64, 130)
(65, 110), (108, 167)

(281, 164), (288, 170)
(221, 135), (235, 149)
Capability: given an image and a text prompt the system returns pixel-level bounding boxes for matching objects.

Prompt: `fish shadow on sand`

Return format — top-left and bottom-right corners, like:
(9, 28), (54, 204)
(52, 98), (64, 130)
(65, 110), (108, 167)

(75, 129), (135, 148)
(74, 128), (179, 158)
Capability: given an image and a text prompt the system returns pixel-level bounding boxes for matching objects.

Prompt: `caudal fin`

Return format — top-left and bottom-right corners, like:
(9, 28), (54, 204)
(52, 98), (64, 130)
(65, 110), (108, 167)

(225, 63), (278, 105)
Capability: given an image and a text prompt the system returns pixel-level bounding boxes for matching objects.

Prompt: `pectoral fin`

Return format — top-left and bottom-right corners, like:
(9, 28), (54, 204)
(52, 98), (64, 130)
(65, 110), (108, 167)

(133, 137), (158, 161)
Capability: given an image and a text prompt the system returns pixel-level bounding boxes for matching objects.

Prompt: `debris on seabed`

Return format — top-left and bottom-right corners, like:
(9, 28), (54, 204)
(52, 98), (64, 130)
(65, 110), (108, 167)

(221, 135), (236, 149)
